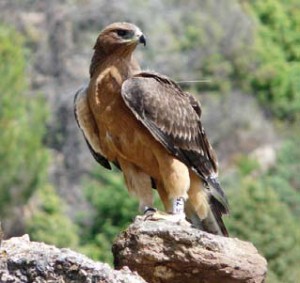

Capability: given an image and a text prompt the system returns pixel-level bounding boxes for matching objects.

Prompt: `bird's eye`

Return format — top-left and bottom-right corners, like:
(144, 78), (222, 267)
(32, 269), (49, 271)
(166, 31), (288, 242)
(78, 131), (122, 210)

(116, 29), (128, 37)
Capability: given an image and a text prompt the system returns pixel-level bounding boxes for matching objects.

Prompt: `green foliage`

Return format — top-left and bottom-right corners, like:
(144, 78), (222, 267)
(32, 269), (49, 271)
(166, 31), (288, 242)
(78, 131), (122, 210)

(0, 24), (49, 214)
(235, 155), (260, 176)
(241, 0), (300, 120)
(263, 136), (300, 217)
(77, 168), (163, 264)
(224, 138), (300, 282)
(263, 175), (300, 218)
(26, 185), (79, 249)
(225, 175), (300, 283)
(272, 136), (300, 190)
(78, 169), (139, 264)
(0, 24), (75, 251)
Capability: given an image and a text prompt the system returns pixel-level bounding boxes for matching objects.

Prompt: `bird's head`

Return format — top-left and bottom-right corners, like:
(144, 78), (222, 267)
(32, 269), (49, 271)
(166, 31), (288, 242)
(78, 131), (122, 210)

(94, 22), (146, 54)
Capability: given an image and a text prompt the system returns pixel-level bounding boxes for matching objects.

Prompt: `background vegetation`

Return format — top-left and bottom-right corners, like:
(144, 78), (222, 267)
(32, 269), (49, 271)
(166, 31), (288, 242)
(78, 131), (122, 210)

(0, 1), (299, 282)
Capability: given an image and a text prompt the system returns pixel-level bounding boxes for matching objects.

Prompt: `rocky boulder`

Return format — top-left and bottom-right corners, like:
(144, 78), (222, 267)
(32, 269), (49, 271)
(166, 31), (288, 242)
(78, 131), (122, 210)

(113, 217), (267, 283)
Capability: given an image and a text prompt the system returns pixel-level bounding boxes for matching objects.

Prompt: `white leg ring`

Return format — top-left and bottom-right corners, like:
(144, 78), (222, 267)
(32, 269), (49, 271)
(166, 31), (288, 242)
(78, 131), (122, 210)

(172, 197), (185, 215)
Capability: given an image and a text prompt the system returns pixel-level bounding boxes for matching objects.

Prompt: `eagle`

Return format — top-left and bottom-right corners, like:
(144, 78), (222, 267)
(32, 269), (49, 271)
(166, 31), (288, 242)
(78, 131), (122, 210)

(74, 22), (229, 236)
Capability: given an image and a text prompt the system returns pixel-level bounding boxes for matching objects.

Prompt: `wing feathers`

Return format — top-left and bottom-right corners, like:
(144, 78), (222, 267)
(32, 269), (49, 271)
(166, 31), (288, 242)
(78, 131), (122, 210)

(122, 74), (200, 151)
(121, 71), (229, 217)
(121, 71), (218, 177)
(74, 86), (111, 170)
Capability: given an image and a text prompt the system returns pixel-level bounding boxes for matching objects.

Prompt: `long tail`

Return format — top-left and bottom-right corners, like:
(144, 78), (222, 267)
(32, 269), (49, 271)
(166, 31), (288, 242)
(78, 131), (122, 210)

(185, 177), (229, 237)
(204, 196), (229, 236)
(185, 200), (229, 237)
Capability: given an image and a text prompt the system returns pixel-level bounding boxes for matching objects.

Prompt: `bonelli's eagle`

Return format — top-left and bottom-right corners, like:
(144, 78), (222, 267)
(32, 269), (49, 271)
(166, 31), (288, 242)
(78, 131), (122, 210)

(74, 22), (229, 236)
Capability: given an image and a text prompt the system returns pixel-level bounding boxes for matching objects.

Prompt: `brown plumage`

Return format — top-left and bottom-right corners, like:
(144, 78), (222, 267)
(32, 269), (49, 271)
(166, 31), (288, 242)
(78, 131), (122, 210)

(74, 22), (229, 236)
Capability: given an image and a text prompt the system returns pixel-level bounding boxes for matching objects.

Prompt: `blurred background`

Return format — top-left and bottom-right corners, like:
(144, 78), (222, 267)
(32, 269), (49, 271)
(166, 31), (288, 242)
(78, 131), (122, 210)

(0, 0), (299, 282)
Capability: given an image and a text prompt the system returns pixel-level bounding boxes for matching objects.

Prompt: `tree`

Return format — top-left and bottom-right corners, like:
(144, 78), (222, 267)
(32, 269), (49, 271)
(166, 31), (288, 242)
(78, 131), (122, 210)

(77, 169), (139, 264)
(240, 0), (300, 120)
(225, 166), (300, 282)
(0, 25), (48, 218)
(25, 185), (79, 249)
(263, 136), (300, 217)
(0, 24), (80, 246)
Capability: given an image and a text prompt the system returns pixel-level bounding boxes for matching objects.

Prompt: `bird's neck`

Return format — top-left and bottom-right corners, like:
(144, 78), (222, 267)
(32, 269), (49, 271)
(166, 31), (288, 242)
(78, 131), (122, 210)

(89, 46), (139, 78)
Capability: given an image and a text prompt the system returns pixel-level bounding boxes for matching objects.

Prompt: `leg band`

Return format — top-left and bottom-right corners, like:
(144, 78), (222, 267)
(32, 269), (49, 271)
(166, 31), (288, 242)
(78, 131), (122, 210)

(172, 197), (185, 215)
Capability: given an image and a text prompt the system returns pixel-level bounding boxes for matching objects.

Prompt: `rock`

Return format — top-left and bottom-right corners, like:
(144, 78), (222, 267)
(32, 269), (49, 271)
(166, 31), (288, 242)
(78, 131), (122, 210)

(0, 217), (267, 283)
(0, 234), (146, 283)
(113, 217), (267, 283)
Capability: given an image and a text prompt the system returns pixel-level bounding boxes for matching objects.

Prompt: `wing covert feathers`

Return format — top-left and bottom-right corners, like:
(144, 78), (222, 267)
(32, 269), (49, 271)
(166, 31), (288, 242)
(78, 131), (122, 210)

(121, 71), (218, 180)
(74, 85), (111, 170)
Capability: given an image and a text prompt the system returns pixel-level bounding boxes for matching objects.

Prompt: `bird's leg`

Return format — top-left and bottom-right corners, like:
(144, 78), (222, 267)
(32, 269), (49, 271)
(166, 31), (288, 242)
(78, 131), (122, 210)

(140, 156), (190, 226)
(118, 159), (157, 216)
(142, 196), (190, 227)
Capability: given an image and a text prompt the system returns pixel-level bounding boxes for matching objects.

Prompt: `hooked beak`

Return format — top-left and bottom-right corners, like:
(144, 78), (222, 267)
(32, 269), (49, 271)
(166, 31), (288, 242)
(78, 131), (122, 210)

(139, 34), (146, 46)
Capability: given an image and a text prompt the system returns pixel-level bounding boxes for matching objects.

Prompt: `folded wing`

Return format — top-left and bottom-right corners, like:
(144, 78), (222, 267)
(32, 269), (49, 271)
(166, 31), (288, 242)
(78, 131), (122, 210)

(74, 85), (111, 170)
(121, 72), (229, 215)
